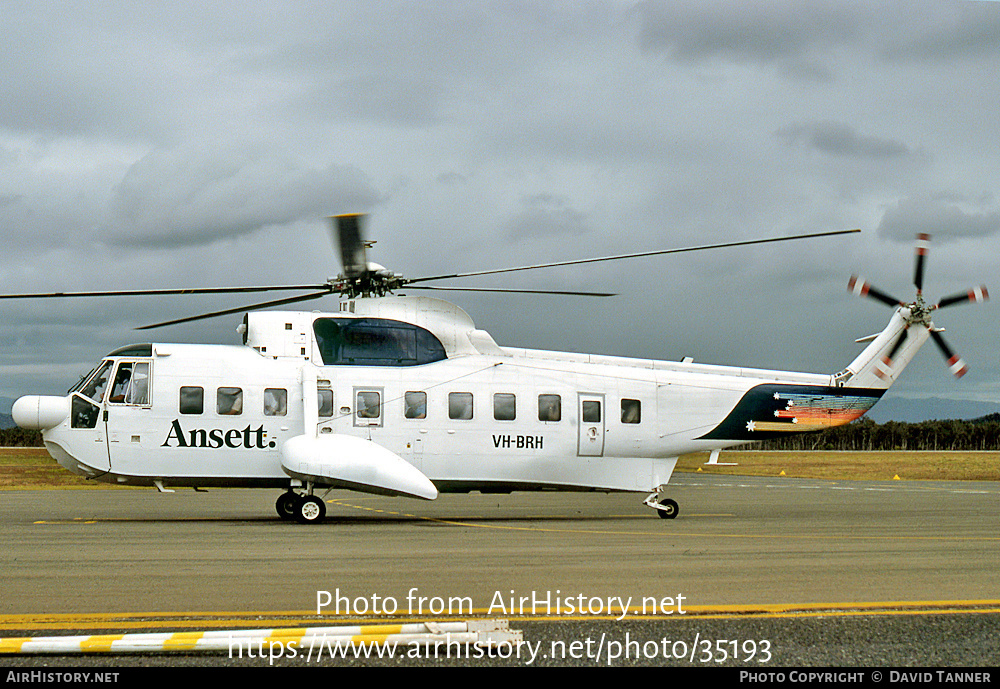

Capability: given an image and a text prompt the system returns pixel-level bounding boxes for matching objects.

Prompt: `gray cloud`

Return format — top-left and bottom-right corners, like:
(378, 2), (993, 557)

(505, 194), (589, 241)
(775, 122), (913, 159)
(877, 195), (1000, 243)
(105, 146), (380, 248)
(879, 0), (1000, 62)
(635, 0), (860, 68)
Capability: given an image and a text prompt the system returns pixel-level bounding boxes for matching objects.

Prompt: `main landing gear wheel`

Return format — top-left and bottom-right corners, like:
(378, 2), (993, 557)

(295, 495), (327, 524)
(657, 498), (679, 520)
(276, 492), (300, 521)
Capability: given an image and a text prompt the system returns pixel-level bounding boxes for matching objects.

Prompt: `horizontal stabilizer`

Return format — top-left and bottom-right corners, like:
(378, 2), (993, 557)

(281, 434), (438, 500)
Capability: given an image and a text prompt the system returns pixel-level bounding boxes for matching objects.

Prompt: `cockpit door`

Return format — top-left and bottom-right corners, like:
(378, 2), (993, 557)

(104, 360), (152, 473)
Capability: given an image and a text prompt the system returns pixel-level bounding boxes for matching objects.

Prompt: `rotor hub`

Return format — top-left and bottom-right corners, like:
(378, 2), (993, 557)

(905, 294), (933, 327)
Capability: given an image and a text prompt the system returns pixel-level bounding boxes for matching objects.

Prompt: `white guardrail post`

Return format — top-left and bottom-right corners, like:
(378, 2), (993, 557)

(0, 619), (522, 655)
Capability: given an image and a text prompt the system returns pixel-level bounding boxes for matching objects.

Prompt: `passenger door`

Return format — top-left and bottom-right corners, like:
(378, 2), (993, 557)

(577, 393), (605, 457)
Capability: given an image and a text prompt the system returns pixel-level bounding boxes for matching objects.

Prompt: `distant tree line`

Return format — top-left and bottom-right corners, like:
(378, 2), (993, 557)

(0, 427), (43, 447)
(3, 415), (1000, 451)
(752, 414), (1000, 452)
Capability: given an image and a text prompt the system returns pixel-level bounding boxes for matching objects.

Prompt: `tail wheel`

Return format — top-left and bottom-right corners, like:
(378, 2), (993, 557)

(295, 496), (327, 524)
(657, 498), (679, 519)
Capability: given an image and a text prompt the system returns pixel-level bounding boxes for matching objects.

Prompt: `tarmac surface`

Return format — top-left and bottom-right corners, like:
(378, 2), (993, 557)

(2, 473), (1000, 668)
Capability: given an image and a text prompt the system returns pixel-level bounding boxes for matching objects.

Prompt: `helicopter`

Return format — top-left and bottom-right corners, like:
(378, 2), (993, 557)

(5, 217), (987, 523)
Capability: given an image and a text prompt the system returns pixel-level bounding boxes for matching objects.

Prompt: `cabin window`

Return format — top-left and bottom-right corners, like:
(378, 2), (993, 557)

(313, 317), (447, 367)
(180, 386), (204, 415)
(264, 388), (287, 416)
(449, 392), (473, 420)
(404, 391), (427, 419)
(621, 399), (641, 424)
(582, 400), (602, 423)
(317, 389), (334, 417)
(356, 391), (381, 420)
(493, 393), (516, 421)
(217, 387), (243, 416)
(538, 394), (561, 422)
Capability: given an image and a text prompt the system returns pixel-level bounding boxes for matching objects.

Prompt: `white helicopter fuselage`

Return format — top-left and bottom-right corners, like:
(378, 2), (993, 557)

(16, 296), (921, 506)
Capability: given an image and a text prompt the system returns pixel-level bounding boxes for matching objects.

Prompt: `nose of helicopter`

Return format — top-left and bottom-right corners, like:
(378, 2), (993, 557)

(12, 395), (69, 430)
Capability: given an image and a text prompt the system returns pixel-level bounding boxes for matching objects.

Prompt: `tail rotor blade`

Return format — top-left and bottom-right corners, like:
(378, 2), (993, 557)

(928, 329), (968, 378)
(332, 213), (368, 278)
(935, 285), (989, 310)
(875, 327), (908, 380)
(913, 233), (930, 293)
(885, 327), (909, 362)
(848, 275), (904, 308)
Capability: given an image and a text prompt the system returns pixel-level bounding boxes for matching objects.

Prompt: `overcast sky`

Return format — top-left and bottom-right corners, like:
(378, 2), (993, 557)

(2, 0), (998, 414)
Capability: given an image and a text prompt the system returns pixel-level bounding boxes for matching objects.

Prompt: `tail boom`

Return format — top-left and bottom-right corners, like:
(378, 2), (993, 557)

(839, 307), (930, 390)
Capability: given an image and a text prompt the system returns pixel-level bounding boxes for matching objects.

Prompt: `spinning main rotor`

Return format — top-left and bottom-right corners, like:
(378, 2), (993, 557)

(1, 214), (860, 330)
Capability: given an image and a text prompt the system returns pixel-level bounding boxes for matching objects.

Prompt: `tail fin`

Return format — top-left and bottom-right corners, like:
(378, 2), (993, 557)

(837, 306), (929, 389)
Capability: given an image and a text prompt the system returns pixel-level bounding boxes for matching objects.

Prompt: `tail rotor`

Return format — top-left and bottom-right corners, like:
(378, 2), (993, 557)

(849, 233), (986, 379)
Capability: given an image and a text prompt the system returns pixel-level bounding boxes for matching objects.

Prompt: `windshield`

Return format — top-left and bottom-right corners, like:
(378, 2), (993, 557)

(74, 360), (113, 403)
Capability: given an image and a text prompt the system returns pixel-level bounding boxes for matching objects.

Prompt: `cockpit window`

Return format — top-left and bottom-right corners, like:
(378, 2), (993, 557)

(77, 361), (113, 403)
(108, 361), (151, 406)
(313, 317), (447, 367)
(127, 362), (150, 405)
(109, 363), (133, 403)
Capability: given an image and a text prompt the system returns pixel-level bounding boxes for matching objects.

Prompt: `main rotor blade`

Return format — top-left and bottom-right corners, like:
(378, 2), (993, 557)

(406, 285), (616, 297)
(406, 228), (861, 285)
(935, 285), (989, 309)
(848, 275), (904, 308)
(135, 290), (332, 330)
(333, 213), (368, 278)
(0, 285), (331, 300)
(914, 233), (930, 293)
(928, 329), (968, 378)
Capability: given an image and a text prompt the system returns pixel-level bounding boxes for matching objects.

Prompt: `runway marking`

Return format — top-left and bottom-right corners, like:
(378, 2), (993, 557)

(675, 477), (1000, 495)
(5, 601), (1000, 633)
(326, 499), (1000, 542)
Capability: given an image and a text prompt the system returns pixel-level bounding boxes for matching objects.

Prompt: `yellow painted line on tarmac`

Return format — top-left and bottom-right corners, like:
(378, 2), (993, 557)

(0, 612), (322, 633)
(5, 600), (1000, 634)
